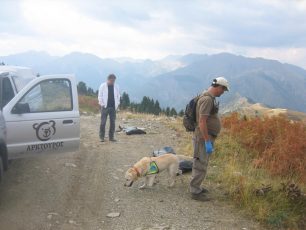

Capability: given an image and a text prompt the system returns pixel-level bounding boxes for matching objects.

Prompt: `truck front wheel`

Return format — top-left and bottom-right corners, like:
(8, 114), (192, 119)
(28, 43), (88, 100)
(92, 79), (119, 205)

(0, 155), (3, 183)
(0, 144), (8, 171)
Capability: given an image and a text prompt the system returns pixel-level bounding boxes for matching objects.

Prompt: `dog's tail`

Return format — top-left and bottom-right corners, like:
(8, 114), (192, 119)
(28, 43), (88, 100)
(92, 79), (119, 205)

(176, 154), (193, 161)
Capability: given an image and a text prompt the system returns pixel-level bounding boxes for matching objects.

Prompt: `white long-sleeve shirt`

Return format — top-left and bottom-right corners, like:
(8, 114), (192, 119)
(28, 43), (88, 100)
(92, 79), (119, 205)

(98, 82), (120, 109)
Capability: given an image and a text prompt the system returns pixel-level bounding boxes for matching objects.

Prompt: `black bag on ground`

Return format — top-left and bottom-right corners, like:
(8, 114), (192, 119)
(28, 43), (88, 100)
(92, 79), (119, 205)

(183, 95), (200, 132)
(125, 127), (146, 135)
(179, 160), (193, 173)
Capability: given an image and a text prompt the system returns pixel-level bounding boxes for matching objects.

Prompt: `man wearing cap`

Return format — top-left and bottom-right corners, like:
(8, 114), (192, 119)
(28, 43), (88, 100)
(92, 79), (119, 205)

(98, 74), (120, 142)
(190, 77), (229, 201)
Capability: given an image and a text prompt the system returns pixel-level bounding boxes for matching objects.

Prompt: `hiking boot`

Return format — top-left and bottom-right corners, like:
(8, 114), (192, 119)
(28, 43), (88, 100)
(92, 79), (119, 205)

(100, 138), (105, 142)
(191, 193), (211, 202)
(109, 138), (117, 142)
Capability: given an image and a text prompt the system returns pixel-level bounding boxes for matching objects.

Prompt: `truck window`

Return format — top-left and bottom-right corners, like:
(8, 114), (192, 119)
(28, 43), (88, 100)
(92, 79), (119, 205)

(2, 77), (15, 109)
(19, 79), (72, 112)
(12, 75), (33, 93)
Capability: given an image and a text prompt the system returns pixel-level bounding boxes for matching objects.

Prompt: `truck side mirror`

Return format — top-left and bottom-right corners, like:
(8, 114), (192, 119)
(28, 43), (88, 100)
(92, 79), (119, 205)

(12, 103), (30, 114)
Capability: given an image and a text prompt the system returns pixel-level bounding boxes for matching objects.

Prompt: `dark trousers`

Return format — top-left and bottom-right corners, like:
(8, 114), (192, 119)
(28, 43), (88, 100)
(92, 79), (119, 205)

(99, 107), (116, 139)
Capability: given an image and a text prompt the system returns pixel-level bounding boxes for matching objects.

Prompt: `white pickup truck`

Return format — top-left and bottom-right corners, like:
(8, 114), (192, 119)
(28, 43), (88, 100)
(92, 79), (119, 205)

(0, 66), (80, 182)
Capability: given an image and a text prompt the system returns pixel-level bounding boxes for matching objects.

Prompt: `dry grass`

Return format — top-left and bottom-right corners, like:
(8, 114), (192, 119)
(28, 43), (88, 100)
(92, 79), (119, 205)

(78, 95), (100, 114)
(222, 113), (306, 182)
(166, 114), (306, 229)
(214, 134), (306, 229)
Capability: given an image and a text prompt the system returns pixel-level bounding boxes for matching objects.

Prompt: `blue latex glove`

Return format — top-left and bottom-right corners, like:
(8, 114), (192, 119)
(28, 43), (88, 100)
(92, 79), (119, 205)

(204, 140), (214, 154)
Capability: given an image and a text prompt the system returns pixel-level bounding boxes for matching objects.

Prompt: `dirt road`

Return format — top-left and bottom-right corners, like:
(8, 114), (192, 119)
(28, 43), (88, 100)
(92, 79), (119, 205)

(0, 114), (262, 230)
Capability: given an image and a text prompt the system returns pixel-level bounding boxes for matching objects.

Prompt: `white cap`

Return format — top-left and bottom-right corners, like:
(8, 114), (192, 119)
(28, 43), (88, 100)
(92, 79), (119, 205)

(212, 77), (230, 91)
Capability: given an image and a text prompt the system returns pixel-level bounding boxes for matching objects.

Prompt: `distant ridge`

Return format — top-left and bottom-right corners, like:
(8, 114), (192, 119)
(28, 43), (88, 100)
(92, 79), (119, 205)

(1, 51), (306, 112)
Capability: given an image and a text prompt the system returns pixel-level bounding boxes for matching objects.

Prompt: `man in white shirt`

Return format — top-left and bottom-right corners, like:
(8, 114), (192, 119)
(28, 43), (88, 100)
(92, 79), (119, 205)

(98, 74), (120, 142)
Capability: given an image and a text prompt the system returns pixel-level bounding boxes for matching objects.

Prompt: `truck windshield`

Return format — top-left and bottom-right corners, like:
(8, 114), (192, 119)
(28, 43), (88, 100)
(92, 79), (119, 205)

(12, 75), (33, 92)
(1, 77), (15, 109)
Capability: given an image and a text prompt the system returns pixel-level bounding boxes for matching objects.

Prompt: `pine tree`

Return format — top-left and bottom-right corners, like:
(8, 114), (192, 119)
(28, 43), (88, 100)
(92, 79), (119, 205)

(130, 102), (136, 112)
(170, 108), (177, 116)
(117, 94), (171, 116)
(153, 100), (161, 115)
(77, 81), (87, 95)
(120, 92), (130, 110)
(87, 87), (95, 96)
(166, 107), (170, 116)
(140, 96), (147, 113)
(178, 109), (184, 117)
(149, 98), (155, 113)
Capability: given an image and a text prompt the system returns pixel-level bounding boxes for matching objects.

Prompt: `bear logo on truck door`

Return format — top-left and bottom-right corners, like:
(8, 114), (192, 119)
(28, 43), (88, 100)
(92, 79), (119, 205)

(33, 120), (56, 141)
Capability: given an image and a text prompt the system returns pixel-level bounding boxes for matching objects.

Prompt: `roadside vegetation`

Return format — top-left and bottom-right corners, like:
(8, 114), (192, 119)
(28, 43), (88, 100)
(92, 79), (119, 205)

(78, 95), (100, 114)
(77, 81), (99, 114)
(167, 114), (305, 229)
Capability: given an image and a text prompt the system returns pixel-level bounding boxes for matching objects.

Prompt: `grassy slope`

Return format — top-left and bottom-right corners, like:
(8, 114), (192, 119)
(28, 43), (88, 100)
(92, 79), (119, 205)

(166, 116), (305, 230)
(78, 95), (100, 114)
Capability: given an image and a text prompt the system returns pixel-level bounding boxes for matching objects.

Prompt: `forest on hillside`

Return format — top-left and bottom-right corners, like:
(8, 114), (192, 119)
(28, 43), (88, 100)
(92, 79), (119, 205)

(77, 81), (182, 116)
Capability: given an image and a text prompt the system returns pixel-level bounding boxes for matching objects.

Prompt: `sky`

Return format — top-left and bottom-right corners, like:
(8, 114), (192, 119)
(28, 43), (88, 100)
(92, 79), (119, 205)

(1, 0), (306, 68)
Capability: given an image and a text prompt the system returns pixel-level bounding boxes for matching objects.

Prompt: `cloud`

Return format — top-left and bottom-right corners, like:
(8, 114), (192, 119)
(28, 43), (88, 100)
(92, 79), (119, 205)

(0, 0), (306, 68)
(0, 0), (33, 36)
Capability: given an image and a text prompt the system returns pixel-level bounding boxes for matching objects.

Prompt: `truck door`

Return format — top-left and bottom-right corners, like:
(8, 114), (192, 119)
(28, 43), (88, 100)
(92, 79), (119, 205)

(3, 75), (80, 159)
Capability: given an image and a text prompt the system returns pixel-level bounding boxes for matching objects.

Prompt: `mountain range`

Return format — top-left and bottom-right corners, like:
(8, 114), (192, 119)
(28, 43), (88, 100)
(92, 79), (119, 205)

(1, 51), (306, 112)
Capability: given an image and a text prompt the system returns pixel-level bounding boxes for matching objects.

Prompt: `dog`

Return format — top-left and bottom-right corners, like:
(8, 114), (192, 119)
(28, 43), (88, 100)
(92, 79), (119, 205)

(124, 154), (192, 189)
